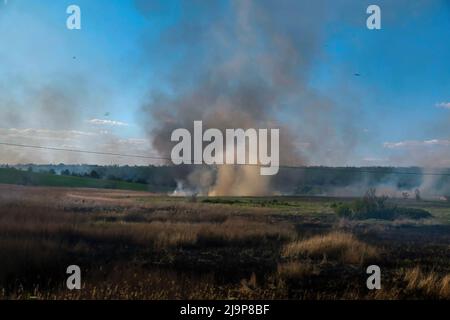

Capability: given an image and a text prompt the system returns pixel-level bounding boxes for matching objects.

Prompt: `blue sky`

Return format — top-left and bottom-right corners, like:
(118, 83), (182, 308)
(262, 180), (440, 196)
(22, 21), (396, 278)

(0, 0), (449, 166)
(307, 1), (450, 164)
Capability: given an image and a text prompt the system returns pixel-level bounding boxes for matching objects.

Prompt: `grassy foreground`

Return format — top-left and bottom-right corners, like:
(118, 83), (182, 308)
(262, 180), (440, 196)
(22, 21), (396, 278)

(0, 184), (449, 299)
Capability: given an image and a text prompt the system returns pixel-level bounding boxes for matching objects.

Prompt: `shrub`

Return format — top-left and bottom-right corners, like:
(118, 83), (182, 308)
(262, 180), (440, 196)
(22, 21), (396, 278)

(332, 202), (353, 219)
(331, 189), (432, 221)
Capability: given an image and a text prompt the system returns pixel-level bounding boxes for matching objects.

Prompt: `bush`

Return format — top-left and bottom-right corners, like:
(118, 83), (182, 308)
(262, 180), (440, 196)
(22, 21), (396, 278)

(331, 202), (353, 219)
(331, 189), (432, 221)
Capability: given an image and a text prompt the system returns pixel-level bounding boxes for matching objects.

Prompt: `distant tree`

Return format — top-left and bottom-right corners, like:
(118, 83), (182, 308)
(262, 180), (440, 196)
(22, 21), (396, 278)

(61, 169), (71, 176)
(402, 192), (410, 200)
(27, 166), (33, 172)
(415, 189), (421, 201)
(48, 169), (56, 175)
(189, 193), (198, 203)
(89, 170), (100, 179)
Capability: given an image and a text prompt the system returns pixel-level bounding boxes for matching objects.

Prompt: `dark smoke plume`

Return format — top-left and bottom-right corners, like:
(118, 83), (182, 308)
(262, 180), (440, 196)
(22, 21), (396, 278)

(138, 0), (438, 195)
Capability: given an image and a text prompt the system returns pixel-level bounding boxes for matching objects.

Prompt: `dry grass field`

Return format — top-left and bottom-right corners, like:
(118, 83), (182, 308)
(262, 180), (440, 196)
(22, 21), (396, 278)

(0, 184), (449, 300)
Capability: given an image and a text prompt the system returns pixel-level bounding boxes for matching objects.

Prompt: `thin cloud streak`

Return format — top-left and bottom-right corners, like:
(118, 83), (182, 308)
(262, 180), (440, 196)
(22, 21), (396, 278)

(87, 119), (130, 127)
(435, 102), (450, 109)
(384, 139), (450, 149)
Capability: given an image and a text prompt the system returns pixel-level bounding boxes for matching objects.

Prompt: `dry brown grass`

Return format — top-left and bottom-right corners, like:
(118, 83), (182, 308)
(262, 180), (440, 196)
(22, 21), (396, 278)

(1, 267), (222, 300)
(1, 184), (449, 300)
(0, 184), (295, 250)
(277, 261), (319, 280)
(1, 265), (289, 300)
(282, 232), (379, 265)
(404, 267), (450, 298)
(0, 185), (297, 295)
(72, 217), (295, 249)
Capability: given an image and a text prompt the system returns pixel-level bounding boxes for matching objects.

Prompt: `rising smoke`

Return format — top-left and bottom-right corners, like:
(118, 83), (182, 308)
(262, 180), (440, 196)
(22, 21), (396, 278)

(140, 0), (340, 196)
(137, 0), (443, 196)
(140, 1), (356, 195)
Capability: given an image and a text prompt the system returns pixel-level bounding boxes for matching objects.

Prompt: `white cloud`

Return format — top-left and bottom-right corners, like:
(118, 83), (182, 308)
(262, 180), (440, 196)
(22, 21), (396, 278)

(87, 119), (129, 127)
(435, 102), (450, 109)
(383, 139), (450, 149)
(0, 128), (96, 141)
(118, 138), (148, 145)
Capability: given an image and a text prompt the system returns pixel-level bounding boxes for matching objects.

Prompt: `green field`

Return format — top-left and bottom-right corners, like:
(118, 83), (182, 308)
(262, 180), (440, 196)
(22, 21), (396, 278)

(0, 168), (151, 191)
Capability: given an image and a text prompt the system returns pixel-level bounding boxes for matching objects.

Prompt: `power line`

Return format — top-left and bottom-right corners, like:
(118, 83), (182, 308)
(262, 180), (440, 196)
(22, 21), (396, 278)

(1, 141), (450, 177)
(0, 142), (169, 161)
